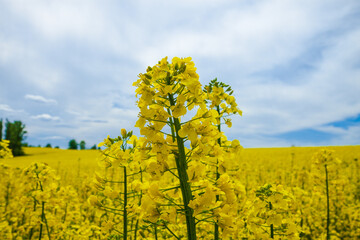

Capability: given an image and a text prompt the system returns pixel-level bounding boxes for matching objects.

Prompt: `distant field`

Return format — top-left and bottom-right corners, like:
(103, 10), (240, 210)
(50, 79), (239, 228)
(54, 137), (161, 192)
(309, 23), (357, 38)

(5, 145), (359, 168)
(241, 145), (360, 165)
(3, 145), (359, 184)
(3, 147), (100, 167)
(2, 147), (101, 186)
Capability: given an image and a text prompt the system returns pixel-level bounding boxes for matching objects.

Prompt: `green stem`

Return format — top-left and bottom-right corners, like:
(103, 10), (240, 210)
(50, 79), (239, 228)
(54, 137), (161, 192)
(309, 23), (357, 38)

(4, 182), (10, 213)
(269, 202), (274, 239)
(29, 227), (34, 239)
(134, 168), (143, 240)
(62, 203), (67, 223)
(39, 201), (51, 240)
(154, 225), (158, 240)
(214, 105), (221, 240)
(325, 164), (330, 240)
(39, 201), (44, 240)
(123, 166), (128, 240)
(45, 213), (51, 240)
(134, 220), (139, 240)
(216, 105), (222, 137)
(35, 168), (51, 240)
(164, 222), (180, 239)
(167, 109), (176, 142)
(168, 93), (196, 240)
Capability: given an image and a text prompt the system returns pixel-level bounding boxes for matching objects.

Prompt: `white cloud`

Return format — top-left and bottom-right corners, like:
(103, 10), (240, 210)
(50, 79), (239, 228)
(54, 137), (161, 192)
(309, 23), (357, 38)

(5, 1), (105, 40)
(230, 20), (360, 138)
(0, 104), (23, 113)
(31, 114), (60, 121)
(1, 0), (359, 147)
(41, 136), (65, 140)
(312, 125), (360, 146)
(134, 0), (355, 69)
(0, 104), (15, 112)
(25, 94), (57, 104)
(331, 125), (360, 146)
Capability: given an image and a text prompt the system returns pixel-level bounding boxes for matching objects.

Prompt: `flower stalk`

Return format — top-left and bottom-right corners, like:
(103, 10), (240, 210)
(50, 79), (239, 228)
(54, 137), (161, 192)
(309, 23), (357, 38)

(168, 93), (197, 240)
(123, 166), (128, 240)
(325, 164), (330, 240)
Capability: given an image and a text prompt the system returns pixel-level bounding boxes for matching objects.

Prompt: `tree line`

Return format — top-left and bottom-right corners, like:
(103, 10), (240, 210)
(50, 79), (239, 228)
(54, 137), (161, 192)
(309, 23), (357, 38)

(0, 119), (98, 156)
(0, 119), (27, 156)
(67, 139), (98, 150)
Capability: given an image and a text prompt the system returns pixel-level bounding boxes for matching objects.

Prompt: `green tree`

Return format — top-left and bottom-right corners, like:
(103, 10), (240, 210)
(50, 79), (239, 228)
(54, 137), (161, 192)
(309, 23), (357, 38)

(45, 143), (52, 148)
(90, 144), (97, 150)
(5, 120), (27, 156)
(0, 119), (3, 140)
(79, 140), (86, 150)
(0, 119), (3, 153)
(68, 139), (78, 150)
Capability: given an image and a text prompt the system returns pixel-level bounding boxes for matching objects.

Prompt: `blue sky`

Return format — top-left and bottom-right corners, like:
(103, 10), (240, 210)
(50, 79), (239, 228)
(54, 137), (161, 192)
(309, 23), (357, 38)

(1, 0), (360, 148)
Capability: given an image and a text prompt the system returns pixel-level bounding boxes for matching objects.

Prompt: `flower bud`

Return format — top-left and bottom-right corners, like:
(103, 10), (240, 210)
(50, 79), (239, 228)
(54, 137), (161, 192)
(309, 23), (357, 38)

(121, 128), (127, 138)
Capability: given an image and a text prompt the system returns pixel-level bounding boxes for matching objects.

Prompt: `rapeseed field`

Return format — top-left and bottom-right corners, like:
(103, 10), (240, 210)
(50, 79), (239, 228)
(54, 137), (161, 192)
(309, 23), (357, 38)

(1, 144), (359, 239)
(1, 57), (359, 239)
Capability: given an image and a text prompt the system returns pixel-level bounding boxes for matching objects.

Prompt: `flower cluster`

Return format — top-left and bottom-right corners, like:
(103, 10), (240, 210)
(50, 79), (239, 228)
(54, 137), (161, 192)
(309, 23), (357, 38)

(243, 184), (300, 239)
(0, 162), (101, 239)
(90, 57), (243, 239)
(0, 139), (13, 159)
